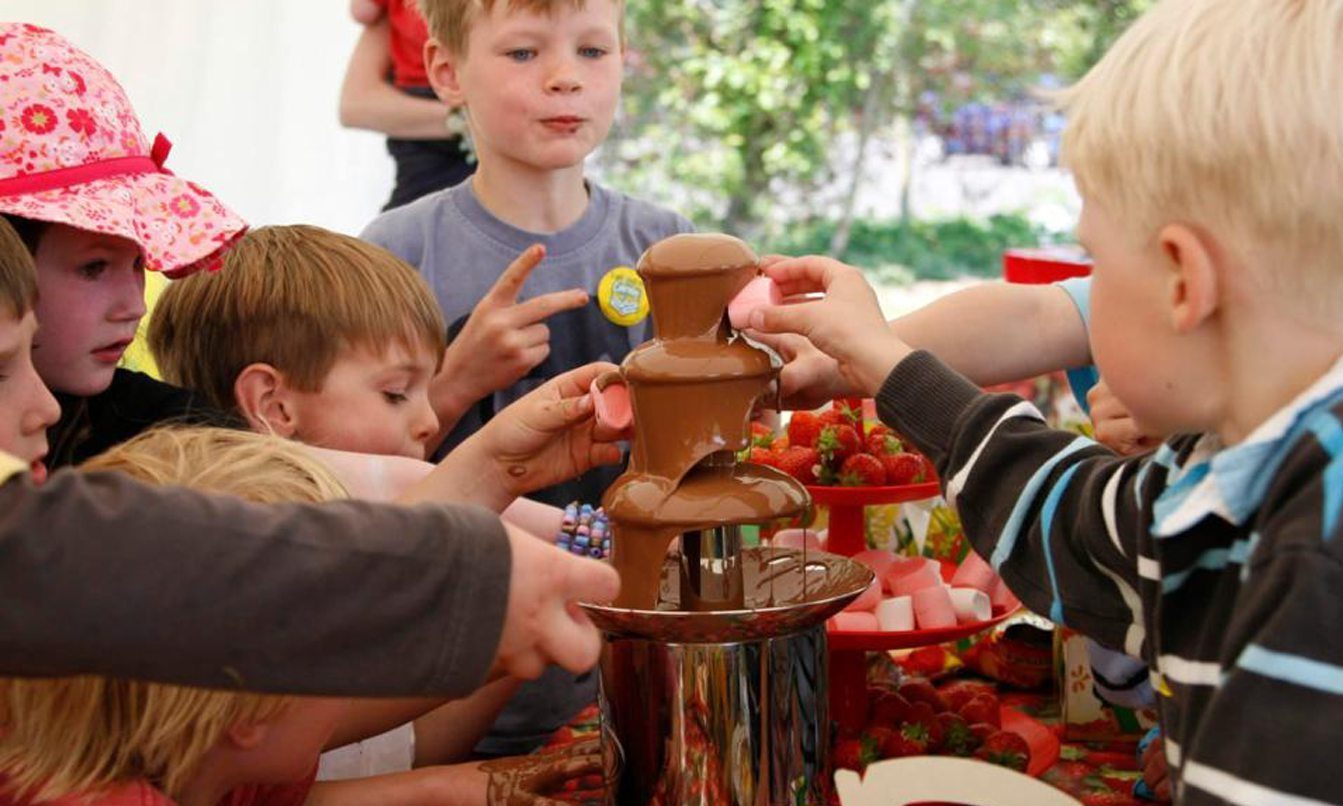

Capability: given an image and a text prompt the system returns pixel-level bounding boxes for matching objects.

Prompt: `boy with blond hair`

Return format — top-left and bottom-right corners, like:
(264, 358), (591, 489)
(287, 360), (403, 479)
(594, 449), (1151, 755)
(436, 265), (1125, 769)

(151, 225), (445, 461)
(149, 224), (624, 773)
(0, 427), (493, 805)
(751, 1), (1343, 802)
(361, 0), (693, 755)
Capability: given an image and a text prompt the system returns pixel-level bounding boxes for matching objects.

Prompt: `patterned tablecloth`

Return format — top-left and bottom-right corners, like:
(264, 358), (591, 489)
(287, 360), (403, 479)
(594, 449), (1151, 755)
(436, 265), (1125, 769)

(532, 682), (1154, 806)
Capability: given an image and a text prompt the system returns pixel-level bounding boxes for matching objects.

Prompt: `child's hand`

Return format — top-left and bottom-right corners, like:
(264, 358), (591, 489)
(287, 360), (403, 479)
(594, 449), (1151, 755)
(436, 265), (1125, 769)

(349, 0), (384, 24)
(496, 521), (619, 679)
(1087, 379), (1162, 456)
(746, 330), (854, 410)
(474, 362), (628, 500)
(750, 256), (912, 397)
(435, 245), (589, 411)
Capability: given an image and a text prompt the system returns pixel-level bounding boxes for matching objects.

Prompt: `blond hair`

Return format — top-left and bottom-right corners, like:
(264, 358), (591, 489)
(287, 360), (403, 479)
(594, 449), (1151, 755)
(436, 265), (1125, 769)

(148, 225), (446, 414)
(419, 0), (624, 56)
(0, 428), (348, 802)
(0, 217), (36, 319)
(1059, 0), (1343, 319)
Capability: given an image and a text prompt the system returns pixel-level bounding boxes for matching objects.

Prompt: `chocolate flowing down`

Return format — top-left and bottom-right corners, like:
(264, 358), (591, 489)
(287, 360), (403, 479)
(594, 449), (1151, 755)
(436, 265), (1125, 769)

(601, 233), (810, 610)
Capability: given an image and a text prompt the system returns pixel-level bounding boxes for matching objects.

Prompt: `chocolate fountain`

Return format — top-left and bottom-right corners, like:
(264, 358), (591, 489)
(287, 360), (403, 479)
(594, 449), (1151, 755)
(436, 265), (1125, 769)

(580, 234), (873, 805)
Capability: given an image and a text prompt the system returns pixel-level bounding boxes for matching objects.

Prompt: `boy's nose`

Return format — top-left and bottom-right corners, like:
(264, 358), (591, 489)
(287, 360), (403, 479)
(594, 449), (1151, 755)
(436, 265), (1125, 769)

(412, 400), (439, 452)
(546, 68), (583, 94)
(23, 372), (61, 434)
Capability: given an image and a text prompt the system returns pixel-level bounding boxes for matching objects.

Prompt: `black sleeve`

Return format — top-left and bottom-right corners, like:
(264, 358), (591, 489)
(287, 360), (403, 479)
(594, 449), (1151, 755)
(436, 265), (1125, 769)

(51, 370), (244, 467)
(0, 468), (510, 698)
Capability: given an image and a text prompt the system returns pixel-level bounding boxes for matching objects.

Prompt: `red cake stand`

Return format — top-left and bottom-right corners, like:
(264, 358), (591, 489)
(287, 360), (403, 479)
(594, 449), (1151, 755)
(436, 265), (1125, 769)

(807, 482), (1014, 733)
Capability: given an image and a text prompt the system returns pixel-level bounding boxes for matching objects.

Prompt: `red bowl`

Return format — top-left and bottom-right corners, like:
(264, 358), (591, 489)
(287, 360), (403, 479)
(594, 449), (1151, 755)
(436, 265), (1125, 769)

(806, 481), (941, 506)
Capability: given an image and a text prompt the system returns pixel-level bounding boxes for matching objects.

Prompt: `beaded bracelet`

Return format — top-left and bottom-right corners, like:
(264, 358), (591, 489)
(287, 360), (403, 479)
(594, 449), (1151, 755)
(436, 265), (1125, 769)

(555, 502), (611, 559)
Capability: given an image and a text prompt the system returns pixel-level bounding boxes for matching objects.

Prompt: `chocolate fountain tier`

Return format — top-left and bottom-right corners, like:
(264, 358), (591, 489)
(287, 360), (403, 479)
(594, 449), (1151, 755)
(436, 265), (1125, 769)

(603, 460), (808, 528)
(583, 546), (872, 644)
(619, 335), (778, 482)
(638, 233), (760, 340)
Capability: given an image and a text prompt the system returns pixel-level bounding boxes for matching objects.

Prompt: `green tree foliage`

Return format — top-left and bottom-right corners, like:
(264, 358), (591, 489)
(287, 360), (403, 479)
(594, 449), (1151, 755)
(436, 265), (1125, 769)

(612, 1), (1153, 257)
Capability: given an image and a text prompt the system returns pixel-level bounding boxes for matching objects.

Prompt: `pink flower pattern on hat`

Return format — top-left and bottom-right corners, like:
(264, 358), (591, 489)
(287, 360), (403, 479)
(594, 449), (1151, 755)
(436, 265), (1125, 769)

(0, 23), (246, 276)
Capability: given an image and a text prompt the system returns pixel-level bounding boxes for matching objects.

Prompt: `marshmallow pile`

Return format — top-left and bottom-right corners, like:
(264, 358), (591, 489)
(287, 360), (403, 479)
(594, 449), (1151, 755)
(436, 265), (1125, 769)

(825, 544), (1015, 633)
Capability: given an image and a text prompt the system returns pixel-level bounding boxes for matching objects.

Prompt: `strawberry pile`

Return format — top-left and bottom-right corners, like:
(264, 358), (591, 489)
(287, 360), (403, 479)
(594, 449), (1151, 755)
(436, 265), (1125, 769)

(745, 400), (936, 487)
(833, 677), (1031, 775)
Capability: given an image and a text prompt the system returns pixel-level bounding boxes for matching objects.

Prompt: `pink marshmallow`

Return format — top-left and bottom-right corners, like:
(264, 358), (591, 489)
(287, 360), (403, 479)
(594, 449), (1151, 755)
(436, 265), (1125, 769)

(912, 585), (958, 630)
(851, 549), (897, 579)
(590, 378), (632, 431)
(875, 596), (915, 631)
(830, 611), (879, 632)
(951, 551), (998, 593)
(844, 578), (882, 612)
(989, 576), (1020, 612)
(880, 556), (935, 593)
(771, 528), (822, 551)
(727, 276), (783, 330)
(948, 587), (992, 624)
(886, 562), (943, 597)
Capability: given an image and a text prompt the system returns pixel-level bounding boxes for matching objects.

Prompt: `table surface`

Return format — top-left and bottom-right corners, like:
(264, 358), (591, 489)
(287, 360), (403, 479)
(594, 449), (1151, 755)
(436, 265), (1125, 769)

(534, 680), (1153, 805)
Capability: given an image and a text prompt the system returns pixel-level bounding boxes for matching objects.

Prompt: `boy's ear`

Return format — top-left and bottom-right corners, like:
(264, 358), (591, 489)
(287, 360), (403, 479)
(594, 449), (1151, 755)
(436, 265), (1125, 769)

(1158, 223), (1219, 334)
(424, 38), (466, 107)
(234, 363), (299, 438)
(223, 720), (269, 751)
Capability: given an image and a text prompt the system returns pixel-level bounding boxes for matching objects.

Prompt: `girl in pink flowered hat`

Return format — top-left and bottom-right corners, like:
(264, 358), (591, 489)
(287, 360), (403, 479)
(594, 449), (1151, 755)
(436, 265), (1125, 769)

(0, 23), (248, 467)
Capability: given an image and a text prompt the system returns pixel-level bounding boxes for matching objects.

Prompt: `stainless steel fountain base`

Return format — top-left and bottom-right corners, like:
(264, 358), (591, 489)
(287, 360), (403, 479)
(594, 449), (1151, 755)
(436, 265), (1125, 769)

(598, 623), (829, 805)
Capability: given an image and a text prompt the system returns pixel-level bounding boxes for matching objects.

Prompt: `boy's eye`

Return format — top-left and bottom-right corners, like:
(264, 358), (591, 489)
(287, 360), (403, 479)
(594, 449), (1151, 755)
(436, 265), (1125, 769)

(505, 49), (536, 62)
(383, 391), (409, 405)
(579, 46), (608, 59)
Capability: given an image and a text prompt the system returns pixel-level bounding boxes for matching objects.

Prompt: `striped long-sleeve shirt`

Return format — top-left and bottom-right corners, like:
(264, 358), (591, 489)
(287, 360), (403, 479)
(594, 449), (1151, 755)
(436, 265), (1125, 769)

(877, 350), (1343, 806)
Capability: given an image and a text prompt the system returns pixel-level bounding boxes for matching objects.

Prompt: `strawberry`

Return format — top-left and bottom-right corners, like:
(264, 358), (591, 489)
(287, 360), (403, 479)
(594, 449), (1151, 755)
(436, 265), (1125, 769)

(968, 722), (997, 746)
(974, 729), (1030, 772)
(881, 452), (927, 486)
(818, 408), (847, 427)
(816, 424), (861, 468)
(829, 399), (863, 428)
(902, 646), (950, 677)
(749, 421), (775, 448)
(838, 453), (886, 486)
(897, 679), (948, 712)
(747, 447), (776, 467)
(832, 737), (868, 771)
(870, 691), (912, 727)
(937, 712), (978, 756)
(774, 446), (819, 485)
(957, 693), (1000, 728)
(880, 726), (928, 758)
(938, 680), (996, 713)
(906, 701), (947, 751)
(866, 429), (903, 456)
(770, 436), (789, 452)
(786, 411), (823, 449)
(921, 454), (938, 482)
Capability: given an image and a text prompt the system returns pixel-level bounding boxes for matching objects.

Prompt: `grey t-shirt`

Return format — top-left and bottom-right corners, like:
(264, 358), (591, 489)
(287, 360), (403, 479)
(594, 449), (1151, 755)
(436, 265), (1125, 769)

(362, 179), (693, 754)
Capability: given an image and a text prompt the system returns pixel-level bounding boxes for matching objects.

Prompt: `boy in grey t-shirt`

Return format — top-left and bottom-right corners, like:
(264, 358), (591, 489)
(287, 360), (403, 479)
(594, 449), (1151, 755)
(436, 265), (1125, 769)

(360, 0), (692, 757)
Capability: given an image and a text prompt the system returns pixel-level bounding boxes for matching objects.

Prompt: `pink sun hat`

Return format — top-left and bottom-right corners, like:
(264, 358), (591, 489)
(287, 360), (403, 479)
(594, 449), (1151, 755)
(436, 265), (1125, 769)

(0, 23), (246, 277)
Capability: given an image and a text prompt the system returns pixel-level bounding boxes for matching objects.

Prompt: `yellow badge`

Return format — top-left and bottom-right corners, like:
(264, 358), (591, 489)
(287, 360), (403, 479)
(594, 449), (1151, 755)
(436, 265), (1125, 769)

(597, 266), (649, 327)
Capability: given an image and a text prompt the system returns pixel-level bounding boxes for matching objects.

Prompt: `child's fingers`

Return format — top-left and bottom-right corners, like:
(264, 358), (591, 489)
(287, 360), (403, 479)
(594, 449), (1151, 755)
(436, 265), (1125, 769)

(484, 244), (547, 305)
(748, 298), (824, 337)
(511, 288), (589, 326)
(516, 322), (550, 349)
(759, 256), (844, 295)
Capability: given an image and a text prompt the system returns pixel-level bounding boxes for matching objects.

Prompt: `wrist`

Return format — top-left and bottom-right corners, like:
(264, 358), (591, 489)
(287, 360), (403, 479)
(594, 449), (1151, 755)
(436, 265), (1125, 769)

(854, 337), (913, 396)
